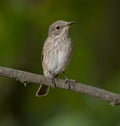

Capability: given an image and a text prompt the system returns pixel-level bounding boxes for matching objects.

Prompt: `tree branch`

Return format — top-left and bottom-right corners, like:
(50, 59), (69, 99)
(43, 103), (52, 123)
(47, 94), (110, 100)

(0, 66), (120, 105)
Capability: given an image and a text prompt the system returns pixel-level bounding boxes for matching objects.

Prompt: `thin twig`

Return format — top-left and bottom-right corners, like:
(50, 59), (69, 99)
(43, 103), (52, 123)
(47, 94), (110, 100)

(0, 66), (120, 105)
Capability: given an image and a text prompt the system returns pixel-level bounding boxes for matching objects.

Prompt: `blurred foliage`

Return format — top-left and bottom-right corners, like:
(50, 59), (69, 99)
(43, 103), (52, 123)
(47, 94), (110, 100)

(0, 0), (120, 126)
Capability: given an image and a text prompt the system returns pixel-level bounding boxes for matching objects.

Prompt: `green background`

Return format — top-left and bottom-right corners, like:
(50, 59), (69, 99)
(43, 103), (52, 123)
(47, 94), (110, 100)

(0, 0), (120, 126)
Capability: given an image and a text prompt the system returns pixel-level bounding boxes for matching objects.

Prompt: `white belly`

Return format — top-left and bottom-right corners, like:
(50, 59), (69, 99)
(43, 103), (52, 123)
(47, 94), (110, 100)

(42, 37), (73, 76)
(42, 36), (72, 76)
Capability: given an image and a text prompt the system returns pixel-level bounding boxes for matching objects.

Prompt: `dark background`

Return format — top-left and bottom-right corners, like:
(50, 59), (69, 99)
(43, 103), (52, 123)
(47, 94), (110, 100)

(0, 0), (120, 126)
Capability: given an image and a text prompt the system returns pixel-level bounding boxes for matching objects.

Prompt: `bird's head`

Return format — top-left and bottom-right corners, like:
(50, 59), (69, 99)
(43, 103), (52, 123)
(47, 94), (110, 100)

(48, 20), (74, 37)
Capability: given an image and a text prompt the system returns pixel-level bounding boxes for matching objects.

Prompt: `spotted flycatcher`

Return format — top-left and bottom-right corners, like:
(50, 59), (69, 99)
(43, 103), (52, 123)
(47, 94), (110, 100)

(36, 20), (74, 96)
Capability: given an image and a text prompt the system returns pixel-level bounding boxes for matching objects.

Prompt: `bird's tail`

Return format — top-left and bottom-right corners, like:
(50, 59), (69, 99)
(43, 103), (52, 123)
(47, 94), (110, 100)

(36, 85), (49, 96)
(36, 71), (50, 96)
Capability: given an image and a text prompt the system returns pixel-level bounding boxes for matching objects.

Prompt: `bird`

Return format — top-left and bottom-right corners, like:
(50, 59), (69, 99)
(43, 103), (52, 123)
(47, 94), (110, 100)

(36, 20), (74, 96)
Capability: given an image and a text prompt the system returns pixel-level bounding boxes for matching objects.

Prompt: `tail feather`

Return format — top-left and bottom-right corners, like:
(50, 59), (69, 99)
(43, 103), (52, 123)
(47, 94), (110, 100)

(36, 85), (49, 96)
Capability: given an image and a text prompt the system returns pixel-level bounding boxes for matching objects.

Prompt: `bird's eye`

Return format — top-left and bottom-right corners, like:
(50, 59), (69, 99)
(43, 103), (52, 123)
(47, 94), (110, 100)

(56, 26), (60, 29)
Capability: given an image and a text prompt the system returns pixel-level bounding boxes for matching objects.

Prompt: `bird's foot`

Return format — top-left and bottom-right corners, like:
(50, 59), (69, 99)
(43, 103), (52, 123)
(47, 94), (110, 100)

(65, 78), (76, 90)
(51, 77), (57, 87)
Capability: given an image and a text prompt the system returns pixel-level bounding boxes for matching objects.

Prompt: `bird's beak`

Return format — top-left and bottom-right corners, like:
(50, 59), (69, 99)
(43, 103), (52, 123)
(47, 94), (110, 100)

(67, 21), (75, 26)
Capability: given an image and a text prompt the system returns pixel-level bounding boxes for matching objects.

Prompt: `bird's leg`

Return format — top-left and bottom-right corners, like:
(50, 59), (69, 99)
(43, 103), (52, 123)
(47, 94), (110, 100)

(63, 72), (69, 83)
(51, 77), (56, 87)
(49, 71), (57, 87)
(62, 72), (75, 89)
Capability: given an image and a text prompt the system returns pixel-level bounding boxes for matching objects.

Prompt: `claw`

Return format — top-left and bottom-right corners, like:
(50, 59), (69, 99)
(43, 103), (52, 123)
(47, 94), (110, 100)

(51, 77), (56, 87)
(65, 79), (72, 89)
(49, 71), (57, 87)
(63, 72), (75, 89)
(65, 78), (70, 84)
